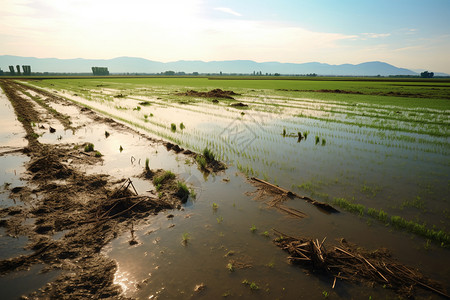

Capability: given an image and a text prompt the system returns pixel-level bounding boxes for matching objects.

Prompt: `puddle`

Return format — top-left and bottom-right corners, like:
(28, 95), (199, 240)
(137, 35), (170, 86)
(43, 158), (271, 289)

(0, 264), (61, 300)
(0, 227), (31, 260)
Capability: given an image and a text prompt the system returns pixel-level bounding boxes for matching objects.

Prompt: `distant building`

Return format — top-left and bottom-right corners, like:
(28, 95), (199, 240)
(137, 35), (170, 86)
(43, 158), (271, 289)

(92, 67), (109, 76)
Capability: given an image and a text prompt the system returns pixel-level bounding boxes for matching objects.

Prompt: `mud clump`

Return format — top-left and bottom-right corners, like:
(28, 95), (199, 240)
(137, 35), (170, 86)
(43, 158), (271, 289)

(176, 89), (239, 99)
(230, 102), (248, 107)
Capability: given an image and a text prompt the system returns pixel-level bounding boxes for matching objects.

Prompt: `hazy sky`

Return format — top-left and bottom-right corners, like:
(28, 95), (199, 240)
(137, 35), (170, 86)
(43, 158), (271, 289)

(2, 0), (450, 72)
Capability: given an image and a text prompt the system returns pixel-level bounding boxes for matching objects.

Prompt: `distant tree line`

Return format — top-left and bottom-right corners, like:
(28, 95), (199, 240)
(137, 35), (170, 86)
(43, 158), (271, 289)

(420, 71), (434, 78)
(92, 67), (109, 76)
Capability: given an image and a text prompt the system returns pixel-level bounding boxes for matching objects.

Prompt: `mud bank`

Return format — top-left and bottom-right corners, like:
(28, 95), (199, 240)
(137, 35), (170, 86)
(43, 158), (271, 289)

(0, 80), (199, 298)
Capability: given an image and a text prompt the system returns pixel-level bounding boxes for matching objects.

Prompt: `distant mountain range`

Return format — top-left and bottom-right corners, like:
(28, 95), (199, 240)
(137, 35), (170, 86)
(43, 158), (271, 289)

(0, 55), (446, 76)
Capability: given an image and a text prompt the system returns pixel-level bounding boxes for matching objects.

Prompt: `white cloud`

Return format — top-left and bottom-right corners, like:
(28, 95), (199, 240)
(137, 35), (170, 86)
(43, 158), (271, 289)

(362, 33), (391, 39)
(214, 7), (242, 17)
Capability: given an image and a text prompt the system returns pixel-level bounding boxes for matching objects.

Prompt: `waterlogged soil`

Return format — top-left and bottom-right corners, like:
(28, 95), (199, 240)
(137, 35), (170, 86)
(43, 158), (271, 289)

(0, 80), (196, 298)
(0, 79), (449, 299)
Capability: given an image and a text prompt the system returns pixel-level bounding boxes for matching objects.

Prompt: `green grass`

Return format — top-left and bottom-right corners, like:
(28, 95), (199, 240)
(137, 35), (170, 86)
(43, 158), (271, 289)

(196, 155), (207, 170)
(333, 197), (450, 247)
(145, 158), (150, 173)
(203, 147), (215, 162)
(182, 232), (190, 245)
(28, 77), (450, 109)
(153, 170), (176, 185)
(84, 143), (95, 152)
(176, 181), (190, 201)
(333, 198), (365, 216)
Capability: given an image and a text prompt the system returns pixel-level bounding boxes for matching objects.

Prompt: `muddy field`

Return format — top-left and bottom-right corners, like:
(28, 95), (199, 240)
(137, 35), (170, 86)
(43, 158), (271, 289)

(0, 78), (449, 299)
(0, 80), (212, 298)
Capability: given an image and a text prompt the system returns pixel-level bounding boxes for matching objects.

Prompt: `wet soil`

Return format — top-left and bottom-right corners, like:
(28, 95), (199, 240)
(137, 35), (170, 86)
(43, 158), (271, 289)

(276, 88), (449, 99)
(0, 79), (198, 298)
(176, 89), (239, 99)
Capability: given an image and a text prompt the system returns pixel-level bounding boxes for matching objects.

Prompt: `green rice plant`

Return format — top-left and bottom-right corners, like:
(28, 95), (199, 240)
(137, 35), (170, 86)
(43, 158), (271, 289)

(105, 131), (110, 138)
(250, 224), (257, 233)
(84, 143), (95, 152)
(190, 189), (197, 199)
(367, 207), (388, 223)
(400, 196), (425, 210)
(119, 145), (123, 152)
(153, 170), (175, 185)
(196, 155), (207, 170)
(226, 262), (234, 272)
(176, 181), (190, 201)
(303, 131), (309, 139)
(133, 106), (141, 111)
(145, 158), (150, 173)
(150, 113), (154, 117)
(333, 198), (365, 216)
(182, 232), (190, 245)
(179, 122), (185, 130)
(242, 279), (259, 290)
(203, 147), (215, 162)
(212, 202), (219, 210)
(249, 282), (259, 290)
(217, 216), (223, 223)
(321, 138), (326, 146)
(171, 123), (176, 132)
(282, 128), (286, 137)
(315, 136), (320, 145)
(155, 183), (162, 191)
(94, 151), (102, 157)
(261, 231), (270, 238)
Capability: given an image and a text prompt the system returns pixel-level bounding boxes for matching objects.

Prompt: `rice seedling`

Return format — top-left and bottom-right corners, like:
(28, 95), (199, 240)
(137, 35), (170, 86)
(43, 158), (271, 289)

(282, 128), (286, 137)
(321, 138), (326, 146)
(84, 143), (95, 152)
(212, 202), (219, 210)
(203, 148), (215, 162)
(180, 122), (185, 130)
(333, 198), (365, 216)
(171, 123), (176, 132)
(176, 181), (190, 202)
(261, 231), (270, 238)
(217, 216), (223, 223)
(196, 155), (207, 170)
(303, 131), (309, 139)
(94, 151), (102, 157)
(250, 224), (257, 233)
(315, 136), (320, 145)
(181, 232), (190, 245)
(145, 158), (150, 173)
(104, 131), (110, 138)
(153, 170), (175, 185)
(367, 207), (388, 223)
(119, 145), (123, 152)
(227, 262), (234, 272)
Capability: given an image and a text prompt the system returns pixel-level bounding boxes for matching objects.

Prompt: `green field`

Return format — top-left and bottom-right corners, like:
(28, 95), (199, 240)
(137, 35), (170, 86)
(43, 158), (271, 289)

(24, 76), (450, 246)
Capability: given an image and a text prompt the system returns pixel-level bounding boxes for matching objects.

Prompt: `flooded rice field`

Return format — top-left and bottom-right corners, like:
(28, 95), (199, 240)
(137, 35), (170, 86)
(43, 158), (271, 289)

(0, 78), (449, 299)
